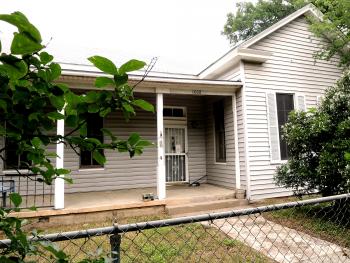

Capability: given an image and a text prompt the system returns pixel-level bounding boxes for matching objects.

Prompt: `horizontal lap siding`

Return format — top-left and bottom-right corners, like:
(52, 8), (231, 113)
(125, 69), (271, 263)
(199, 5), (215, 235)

(65, 94), (207, 193)
(205, 97), (235, 188)
(65, 93), (157, 193)
(244, 16), (342, 200)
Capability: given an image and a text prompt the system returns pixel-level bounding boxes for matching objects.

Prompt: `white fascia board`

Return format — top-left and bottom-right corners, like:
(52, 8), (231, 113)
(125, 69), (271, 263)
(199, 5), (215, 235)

(60, 68), (240, 87)
(199, 48), (272, 79)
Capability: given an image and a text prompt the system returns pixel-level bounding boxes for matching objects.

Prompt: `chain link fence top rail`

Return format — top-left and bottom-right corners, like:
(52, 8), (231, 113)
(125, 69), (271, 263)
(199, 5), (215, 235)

(0, 194), (349, 262)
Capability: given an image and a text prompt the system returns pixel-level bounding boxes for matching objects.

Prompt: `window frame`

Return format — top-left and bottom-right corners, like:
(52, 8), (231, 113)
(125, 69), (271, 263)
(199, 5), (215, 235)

(79, 114), (105, 169)
(163, 106), (187, 120)
(213, 99), (227, 164)
(275, 92), (295, 161)
(3, 137), (31, 171)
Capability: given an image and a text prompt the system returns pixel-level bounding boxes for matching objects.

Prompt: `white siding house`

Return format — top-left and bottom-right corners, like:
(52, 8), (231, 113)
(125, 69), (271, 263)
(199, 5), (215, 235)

(200, 4), (343, 200)
(0, 4), (344, 207)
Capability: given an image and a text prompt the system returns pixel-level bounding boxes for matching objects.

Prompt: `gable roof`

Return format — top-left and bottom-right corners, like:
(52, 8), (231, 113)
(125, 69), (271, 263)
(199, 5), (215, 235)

(199, 3), (323, 79)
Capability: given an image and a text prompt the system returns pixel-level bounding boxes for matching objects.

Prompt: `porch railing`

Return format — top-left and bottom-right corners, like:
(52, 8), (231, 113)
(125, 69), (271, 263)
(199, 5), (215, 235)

(0, 174), (53, 209)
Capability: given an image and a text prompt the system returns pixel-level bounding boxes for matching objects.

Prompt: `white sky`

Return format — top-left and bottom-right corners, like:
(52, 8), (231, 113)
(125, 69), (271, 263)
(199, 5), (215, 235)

(0, 0), (252, 74)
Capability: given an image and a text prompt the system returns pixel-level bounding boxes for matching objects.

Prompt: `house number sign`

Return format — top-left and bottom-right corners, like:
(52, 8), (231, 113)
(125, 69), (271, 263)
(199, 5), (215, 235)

(192, 89), (202, 95)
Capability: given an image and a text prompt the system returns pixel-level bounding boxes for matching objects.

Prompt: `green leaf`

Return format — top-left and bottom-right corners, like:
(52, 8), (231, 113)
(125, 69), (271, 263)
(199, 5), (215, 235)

(40, 51), (53, 64)
(99, 107), (111, 117)
(119, 59), (146, 75)
(93, 150), (106, 165)
(80, 122), (87, 137)
(101, 128), (116, 141)
(56, 168), (70, 175)
(11, 32), (43, 55)
(128, 133), (140, 146)
(85, 91), (99, 103)
(95, 77), (115, 88)
(114, 74), (128, 87)
(9, 193), (22, 207)
(88, 55), (118, 75)
(47, 111), (64, 120)
(0, 99), (7, 112)
(0, 58), (28, 79)
(49, 63), (61, 80)
(133, 99), (154, 112)
(64, 177), (73, 184)
(31, 137), (42, 148)
(136, 140), (153, 147)
(122, 103), (135, 114)
(0, 12), (42, 43)
(50, 95), (65, 111)
(88, 104), (100, 113)
(84, 139), (101, 147)
(345, 152), (350, 161)
(28, 112), (39, 122)
(66, 115), (78, 127)
(29, 206), (37, 211)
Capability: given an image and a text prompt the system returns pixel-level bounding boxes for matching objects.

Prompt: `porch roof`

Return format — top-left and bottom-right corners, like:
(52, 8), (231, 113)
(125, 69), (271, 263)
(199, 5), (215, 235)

(59, 62), (242, 96)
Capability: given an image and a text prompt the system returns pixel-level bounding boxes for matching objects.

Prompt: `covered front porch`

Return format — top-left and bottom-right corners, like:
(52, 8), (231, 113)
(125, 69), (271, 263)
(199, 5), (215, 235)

(2, 74), (244, 211)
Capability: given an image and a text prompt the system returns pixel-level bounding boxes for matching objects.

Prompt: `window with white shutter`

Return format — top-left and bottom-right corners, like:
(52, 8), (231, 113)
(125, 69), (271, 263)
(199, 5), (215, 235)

(266, 93), (280, 162)
(267, 92), (304, 162)
(296, 94), (306, 111)
(316, 96), (321, 106)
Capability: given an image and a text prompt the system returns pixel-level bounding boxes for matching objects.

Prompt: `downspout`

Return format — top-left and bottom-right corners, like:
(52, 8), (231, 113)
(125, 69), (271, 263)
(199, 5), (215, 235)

(239, 61), (251, 201)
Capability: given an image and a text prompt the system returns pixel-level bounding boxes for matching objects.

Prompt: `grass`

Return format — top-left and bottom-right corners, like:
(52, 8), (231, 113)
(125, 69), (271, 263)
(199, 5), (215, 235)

(258, 196), (350, 248)
(5, 216), (272, 262)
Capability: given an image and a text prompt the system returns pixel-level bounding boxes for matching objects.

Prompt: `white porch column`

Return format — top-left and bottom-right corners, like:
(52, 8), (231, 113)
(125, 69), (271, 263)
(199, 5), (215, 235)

(156, 93), (166, 200)
(232, 93), (241, 189)
(54, 110), (65, 209)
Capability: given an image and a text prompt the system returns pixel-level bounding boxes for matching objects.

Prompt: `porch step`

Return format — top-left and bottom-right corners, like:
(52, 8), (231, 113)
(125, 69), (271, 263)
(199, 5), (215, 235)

(165, 198), (248, 216)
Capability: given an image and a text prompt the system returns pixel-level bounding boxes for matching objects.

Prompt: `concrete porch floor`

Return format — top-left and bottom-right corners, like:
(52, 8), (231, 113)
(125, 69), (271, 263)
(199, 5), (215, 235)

(65, 183), (235, 209)
(15, 184), (239, 220)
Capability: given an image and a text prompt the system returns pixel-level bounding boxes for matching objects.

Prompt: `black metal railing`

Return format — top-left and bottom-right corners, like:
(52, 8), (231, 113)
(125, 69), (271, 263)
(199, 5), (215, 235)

(0, 174), (53, 209)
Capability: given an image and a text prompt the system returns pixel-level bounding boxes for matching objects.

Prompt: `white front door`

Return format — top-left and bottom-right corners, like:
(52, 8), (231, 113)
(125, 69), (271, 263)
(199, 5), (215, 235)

(165, 127), (187, 182)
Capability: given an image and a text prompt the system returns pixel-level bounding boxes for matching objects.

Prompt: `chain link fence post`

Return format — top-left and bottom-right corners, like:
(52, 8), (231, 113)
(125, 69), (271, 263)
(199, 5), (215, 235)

(110, 232), (121, 263)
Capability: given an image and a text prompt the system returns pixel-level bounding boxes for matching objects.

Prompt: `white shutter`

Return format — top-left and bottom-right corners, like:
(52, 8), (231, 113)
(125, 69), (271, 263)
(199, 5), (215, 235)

(316, 96), (321, 106)
(266, 92), (280, 162)
(296, 94), (306, 111)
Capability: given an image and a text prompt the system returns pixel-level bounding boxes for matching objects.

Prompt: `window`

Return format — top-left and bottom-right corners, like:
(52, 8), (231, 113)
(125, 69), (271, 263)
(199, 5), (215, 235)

(80, 114), (104, 168)
(163, 107), (186, 118)
(214, 100), (226, 163)
(276, 93), (294, 160)
(4, 139), (30, 170)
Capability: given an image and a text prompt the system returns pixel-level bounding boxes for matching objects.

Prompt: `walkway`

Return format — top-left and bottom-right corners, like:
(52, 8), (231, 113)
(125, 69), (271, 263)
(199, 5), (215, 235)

(204, 215), (350, 262)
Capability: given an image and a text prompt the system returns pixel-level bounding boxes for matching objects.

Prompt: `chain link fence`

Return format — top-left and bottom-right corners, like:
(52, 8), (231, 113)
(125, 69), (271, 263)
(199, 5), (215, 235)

(1, 194), (349, 262)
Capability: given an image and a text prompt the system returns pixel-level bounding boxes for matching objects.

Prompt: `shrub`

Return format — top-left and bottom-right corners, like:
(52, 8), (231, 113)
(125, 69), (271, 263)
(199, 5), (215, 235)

(275, 74), (350, 196)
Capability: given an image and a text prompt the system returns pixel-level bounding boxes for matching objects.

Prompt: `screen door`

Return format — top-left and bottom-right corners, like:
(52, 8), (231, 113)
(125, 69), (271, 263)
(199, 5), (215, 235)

(165, 127), (187, 182)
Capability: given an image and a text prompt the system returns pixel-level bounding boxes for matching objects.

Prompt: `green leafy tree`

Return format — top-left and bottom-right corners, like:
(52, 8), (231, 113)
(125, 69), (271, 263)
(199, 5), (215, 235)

(310, 0), (350, 68)
(0, 11), (154, 262)
(222, 0), (305, 45)
(275, 75), (350, 196)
